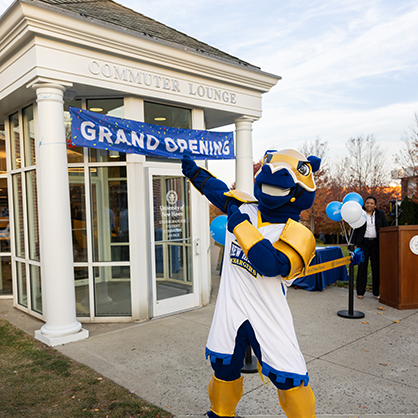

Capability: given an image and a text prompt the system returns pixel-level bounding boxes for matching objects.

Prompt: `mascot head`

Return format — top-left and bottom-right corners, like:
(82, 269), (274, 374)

(254, 149), (321, 222)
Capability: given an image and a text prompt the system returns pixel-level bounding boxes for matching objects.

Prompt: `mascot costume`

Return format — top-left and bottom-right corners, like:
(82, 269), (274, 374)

(182, 149), (321, 418)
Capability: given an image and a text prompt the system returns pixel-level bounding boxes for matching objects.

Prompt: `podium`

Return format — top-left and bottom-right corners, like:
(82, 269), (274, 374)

(380, 225), (418, 309)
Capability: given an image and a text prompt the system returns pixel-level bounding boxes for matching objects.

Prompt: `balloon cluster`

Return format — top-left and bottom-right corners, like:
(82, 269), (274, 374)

(326, 192), (367, 229)
(210, 215), (227, 246)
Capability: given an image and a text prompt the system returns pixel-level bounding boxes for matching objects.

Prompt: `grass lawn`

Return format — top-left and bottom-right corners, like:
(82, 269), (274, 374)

(0, 319), (173, 418)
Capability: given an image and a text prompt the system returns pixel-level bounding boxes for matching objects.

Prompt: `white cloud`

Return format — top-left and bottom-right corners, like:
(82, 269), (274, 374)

(253, 100), (418, 162)
(1, 0), (418, 186)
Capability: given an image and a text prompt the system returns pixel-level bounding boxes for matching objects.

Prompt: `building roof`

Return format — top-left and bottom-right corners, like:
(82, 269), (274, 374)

(33, 0), (260, 70)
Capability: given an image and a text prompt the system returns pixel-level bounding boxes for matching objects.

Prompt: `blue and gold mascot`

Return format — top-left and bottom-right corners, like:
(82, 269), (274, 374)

(182, 149), (321, 418)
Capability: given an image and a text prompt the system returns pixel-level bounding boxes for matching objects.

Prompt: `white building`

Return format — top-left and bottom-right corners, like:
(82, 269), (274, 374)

(0, 0), (280, 345)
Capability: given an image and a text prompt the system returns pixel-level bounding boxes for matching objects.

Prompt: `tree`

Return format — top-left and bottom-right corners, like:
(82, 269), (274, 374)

(299, 138), (333, 234)
(343, 135), (388, 192)
(327, 135), (390, 215)
(394, 113), (418, 201)
(303, 135), (399, 236)
(398, 196), (418, 225)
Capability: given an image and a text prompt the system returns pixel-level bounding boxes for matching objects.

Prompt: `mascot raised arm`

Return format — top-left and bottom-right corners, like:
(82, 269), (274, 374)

(182, 149), (321, 418)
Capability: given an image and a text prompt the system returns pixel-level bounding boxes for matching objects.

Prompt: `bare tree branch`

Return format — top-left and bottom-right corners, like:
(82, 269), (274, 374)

(342, 135), (388, 190)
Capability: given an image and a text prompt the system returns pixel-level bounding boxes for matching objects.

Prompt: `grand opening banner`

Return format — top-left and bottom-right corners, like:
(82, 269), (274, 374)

(69, 107), (235, 160)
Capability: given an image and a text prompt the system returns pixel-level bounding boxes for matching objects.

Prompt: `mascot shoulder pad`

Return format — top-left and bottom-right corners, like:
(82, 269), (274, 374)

(273, 219), (316, 280)
(224, 190), (258, 203)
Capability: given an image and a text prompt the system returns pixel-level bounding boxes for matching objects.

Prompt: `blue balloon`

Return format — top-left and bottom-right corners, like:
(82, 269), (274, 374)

(210, 215), (227, 246)
(326, 201), (343, 222)
(342, 192), (363, 207)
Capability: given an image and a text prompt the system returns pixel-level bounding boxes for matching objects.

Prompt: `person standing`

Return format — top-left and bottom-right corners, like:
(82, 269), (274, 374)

(352, 196), (388, 299)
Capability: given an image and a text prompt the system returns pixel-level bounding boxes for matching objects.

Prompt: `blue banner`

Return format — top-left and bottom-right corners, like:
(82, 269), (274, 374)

(69, 107), (234, 160)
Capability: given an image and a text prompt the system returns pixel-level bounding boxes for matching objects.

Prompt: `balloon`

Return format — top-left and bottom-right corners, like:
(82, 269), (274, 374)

(326, 201), (343, 221)
(342, 192), (363, 207)
(341, 201), (363, 224)
(349, 211), (367, 229)
(210, 215), (227, 246)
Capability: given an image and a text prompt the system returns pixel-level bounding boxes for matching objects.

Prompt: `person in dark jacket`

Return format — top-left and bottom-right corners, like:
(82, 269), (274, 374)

(352, 196), (388, 299)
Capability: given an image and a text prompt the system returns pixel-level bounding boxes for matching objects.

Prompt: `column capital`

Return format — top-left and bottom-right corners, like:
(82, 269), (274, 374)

(234, 116), (257, 125)
(27, 77), (72, 91)
(30, 84), (78, 103)
(32, 83), (67, 92)
(31, 83), (69, 107)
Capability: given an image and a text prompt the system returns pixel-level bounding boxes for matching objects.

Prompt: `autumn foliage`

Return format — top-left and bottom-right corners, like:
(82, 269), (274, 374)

(209, 155), (402, 239)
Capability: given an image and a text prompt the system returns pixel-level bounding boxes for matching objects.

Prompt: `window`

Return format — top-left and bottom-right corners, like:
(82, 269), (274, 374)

(9, 113), (20, 170)
(144, 102), (191, 163)
(0, 124), (11, 297)
(66, 98), (131, 317)
(90, 166), (129, 262)
(23, 106), (35, 166)
(144, 102), (191, 129)
(65, 99), (83, 163)
(0, 124), (7, 174)
(7, 105), (41, 311)
(87, 99), (126, 163)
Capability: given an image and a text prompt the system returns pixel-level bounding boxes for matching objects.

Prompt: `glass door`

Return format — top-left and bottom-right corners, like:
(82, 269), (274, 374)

(148, 166), (200, 317)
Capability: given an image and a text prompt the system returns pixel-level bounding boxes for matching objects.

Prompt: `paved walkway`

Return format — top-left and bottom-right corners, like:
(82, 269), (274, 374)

(1, 245), (417, 417)
(1, 284), (417, 418)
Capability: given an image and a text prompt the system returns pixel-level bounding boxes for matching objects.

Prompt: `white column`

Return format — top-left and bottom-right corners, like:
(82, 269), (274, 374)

(124, 97), (149, 320)
(235, 116), (256, 194)
(33, 83), (88, 346)
(192, 108), (211, 306)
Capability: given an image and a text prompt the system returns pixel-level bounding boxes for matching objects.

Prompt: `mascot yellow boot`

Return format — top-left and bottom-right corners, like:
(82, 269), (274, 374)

(278, 383), (316, 418)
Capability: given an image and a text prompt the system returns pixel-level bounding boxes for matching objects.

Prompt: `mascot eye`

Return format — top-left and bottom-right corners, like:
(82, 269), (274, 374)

(298, 163), (310, 176)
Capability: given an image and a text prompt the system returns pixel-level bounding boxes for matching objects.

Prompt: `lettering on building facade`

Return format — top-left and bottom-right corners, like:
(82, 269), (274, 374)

(88, 60), (237, 105)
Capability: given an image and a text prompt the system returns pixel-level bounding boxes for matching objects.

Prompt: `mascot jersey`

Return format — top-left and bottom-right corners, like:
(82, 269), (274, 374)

(206, 203), (309, 386)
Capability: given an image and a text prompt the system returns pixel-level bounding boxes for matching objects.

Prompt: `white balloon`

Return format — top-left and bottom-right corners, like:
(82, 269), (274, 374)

(341, 201), (363, 224)
(349, 212), (367, 229)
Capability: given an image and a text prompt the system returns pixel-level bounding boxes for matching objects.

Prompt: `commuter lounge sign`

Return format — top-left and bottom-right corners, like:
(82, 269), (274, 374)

(69, 107), (235, 160)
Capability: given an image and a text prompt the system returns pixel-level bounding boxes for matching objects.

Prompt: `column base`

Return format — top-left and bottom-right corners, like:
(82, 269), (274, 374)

(35, 328), (89, 347)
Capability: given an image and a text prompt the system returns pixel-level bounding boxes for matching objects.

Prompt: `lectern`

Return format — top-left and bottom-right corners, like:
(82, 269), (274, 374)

(380, 225), (418, 309)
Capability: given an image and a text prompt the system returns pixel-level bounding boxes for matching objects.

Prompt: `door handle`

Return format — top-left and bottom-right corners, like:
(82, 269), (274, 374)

(194, 238), (200, 255)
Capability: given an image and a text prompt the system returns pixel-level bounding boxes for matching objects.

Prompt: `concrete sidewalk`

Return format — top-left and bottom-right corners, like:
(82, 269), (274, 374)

(1, 282), (417, 418)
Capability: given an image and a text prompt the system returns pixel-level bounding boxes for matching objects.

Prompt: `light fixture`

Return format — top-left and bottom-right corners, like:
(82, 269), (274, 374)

(89, 107), (103, 112)
(109, 151), (120, 158)
(154, 117), (166, 121)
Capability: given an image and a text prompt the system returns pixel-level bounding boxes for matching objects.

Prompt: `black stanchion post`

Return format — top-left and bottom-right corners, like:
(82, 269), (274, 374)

(338, 244), (365, 319)
(241, 346), (258, 373)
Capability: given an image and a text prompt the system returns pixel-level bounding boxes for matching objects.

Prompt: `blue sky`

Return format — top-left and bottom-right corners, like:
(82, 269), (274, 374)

(1, 0), (417, 185)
